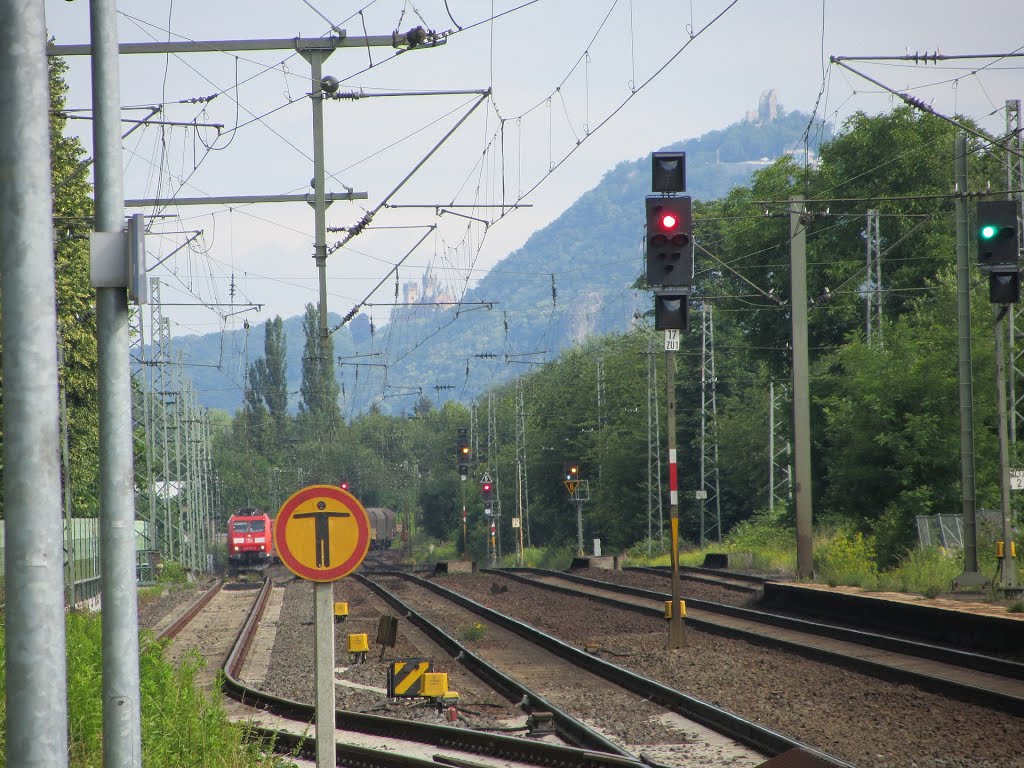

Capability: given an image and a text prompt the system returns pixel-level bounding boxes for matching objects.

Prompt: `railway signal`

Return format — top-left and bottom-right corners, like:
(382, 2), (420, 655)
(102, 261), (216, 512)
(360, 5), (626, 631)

(481, 479), (493, 508)
(977, 200), (1019, 271)
(645, 195), (693, 287)
(456, 428), (470, 476)
(340, 479), (350, 492)
(977, 200), (1021, 304)
(563, 461), (580, 482)
(654, 291), (688, 331)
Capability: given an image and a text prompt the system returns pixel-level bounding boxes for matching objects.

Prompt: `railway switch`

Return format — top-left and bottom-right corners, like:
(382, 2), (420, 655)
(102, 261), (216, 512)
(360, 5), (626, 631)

(526, 711), (555, 737)
(664, 600), (686, 620)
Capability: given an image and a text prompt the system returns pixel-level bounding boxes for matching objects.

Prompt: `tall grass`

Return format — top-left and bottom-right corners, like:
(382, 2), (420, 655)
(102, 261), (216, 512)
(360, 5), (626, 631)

(0, 611), (289, 767)
(875, 546), (963, 597)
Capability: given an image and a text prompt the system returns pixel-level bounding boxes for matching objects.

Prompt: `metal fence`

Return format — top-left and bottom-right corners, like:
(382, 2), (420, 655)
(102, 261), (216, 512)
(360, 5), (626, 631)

(915, 509), (1003, 550)
(0, 519), (156, 606)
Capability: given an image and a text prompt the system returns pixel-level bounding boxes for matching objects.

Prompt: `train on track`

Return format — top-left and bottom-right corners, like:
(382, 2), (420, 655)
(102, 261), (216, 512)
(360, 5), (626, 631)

(227, 508), (275, 569)
(226, 502), (398, 570)
(365, 506), (398, 550)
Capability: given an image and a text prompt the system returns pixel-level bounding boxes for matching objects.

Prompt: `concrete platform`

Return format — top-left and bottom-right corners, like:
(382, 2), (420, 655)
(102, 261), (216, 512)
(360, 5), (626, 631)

(569, 556), (620, 570)
(761, 581), (1024, 654)
(434, 560), (477, 575)
(702, 552), (754, 569)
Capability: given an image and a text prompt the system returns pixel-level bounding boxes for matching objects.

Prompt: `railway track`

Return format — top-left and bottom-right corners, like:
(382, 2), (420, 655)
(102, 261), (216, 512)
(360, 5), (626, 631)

(626, 565), (768, 594)
(156, 574), (700, 768)
(489, 567), (1024, 715)
(362, 571), (853, 768)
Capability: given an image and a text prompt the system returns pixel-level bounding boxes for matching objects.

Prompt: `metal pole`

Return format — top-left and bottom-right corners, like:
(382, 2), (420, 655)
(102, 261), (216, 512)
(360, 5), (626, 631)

(790, 195), (814, 579)
(1, 2), (70, 763)
(666, 348), (685, 649)
(576, 498), (584, 557)
(953, 134), (985, 587)
(1006, 100), (1023, 443)
(314, 581), (336, 768)
(461, 479), (468, 559)
(995, 308), (1022, 595)
(90, 0), (143, 763)
(768, 381), (775, 512)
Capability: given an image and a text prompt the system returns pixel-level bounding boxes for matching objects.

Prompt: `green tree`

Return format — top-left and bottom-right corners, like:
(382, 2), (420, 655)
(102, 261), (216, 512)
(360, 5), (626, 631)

(816, 266), (998, 565)
(254, 316), (287, 424)
(298, 304), (341, 431)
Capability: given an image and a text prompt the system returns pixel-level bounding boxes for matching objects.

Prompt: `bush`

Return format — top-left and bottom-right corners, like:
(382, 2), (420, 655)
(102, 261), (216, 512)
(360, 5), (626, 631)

(156, 561), (189, 586)
(815, 530), (878, 588)
(874, 546), (961, 595)
(723, 509), (797, 572)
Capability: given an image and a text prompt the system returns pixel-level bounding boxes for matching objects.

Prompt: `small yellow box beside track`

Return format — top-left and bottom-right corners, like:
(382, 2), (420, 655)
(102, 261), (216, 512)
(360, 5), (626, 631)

(346, 633), (369, 653)
(664, 600), (686, 619)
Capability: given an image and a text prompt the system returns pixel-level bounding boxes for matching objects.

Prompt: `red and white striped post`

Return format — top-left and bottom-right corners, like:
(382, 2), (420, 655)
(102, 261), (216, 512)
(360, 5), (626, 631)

(666, 342), (686, 648)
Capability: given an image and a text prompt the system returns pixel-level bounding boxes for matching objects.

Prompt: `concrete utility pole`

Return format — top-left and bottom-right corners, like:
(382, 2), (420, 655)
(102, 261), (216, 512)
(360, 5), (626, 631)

(1, 2), (70, 765)
(90, 0), (144, 764)
(865, 209), (882, 343)
(789, 196), (814, 579)
(953, 134), (985, 588)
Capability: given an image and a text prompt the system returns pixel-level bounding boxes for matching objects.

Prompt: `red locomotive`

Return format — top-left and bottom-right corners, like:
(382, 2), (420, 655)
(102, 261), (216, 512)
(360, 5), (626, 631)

(227, 508), (274, 568)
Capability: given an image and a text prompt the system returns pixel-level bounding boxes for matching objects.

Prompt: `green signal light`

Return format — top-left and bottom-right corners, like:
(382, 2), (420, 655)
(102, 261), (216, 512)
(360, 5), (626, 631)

(980, 224), (999, 240)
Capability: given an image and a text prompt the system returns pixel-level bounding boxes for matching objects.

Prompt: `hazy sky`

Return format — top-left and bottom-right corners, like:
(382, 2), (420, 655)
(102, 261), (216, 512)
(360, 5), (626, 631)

(44, 0), (1024, 341)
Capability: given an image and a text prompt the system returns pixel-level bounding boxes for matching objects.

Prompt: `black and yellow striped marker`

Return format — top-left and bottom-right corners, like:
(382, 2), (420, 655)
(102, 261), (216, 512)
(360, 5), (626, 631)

(387, 658), (432, 698)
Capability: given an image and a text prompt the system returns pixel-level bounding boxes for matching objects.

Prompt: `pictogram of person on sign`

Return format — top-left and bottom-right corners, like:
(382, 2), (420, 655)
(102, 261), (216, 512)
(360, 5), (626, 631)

(294, 501), (351, 568)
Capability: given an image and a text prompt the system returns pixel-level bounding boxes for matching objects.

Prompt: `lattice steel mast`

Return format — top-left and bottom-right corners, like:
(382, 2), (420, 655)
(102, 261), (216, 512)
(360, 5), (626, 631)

(699, 305), (722, 544)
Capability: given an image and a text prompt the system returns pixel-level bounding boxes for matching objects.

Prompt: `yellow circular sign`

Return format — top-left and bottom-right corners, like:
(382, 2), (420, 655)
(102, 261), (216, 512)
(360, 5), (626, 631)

(275, 485), (370, 581)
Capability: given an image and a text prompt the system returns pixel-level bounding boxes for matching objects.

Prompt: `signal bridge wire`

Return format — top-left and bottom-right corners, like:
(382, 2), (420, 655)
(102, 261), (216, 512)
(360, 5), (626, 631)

(331, 226), (436, 334)
(830, 58), (1024, 160)
(327, 91), (491, 253)
(695, 241), (783, 306)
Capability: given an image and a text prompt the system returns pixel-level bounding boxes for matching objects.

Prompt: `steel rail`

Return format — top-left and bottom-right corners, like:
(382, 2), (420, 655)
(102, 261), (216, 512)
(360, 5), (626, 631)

(493, 568), (1024, 712)
(201, 575), (650, 768)
(154, 578), (224, 641)
(383, 570), (854, 768)
(353, 573), (639, 761)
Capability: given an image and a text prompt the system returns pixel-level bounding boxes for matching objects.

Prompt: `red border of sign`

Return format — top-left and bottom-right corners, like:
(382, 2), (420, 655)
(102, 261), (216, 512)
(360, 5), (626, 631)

(275, 485), (370, 581)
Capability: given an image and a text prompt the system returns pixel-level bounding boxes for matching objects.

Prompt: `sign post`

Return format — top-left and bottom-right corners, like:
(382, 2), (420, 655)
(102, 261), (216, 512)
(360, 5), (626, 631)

(276, 485), (371, 768)
(1010, 468), (1024, 491)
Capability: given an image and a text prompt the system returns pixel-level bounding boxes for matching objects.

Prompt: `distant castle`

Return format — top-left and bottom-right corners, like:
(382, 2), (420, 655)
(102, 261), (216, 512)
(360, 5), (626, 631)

(400, 271), (458, 312)
(744, 89), (778, 124)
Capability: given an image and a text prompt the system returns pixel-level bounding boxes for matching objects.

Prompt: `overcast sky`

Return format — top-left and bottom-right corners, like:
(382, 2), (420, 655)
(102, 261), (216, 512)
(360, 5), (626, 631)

(44, 0), (1024, 341)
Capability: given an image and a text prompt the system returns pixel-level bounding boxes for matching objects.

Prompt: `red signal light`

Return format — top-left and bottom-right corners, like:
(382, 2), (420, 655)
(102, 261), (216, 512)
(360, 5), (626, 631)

(661, 213), (678, 229)
(482, 483), (492, 492)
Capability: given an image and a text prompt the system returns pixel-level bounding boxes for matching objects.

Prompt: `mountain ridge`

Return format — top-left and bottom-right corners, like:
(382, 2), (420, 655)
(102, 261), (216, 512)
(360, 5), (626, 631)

(164, 107), (828, 415)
